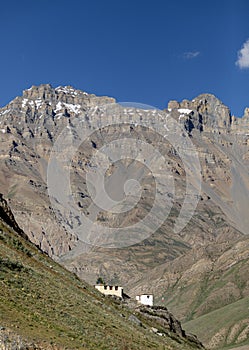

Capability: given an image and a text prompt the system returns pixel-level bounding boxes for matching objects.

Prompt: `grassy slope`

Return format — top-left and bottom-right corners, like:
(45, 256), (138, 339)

(183, 296), (249, 349)
(157, 248), (249, 317)
(0, 221), (200, 350)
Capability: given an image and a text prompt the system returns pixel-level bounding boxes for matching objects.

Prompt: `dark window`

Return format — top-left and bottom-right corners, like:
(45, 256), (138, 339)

(147, 295), (150, 298)
(115, 286), (118, 291)
(104, 286), (107, 290)
(109, 286), (113, 290)
(91, 140), (97, 148)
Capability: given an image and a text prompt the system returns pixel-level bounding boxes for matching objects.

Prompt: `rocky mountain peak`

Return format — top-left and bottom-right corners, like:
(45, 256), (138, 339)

(243, 107), (249, 119)
(168, 93), (232, 133)
(168, 93), (229, 112)
(2, 84), (116, 116)
(0, 84), (116, 140)
(22, 84), (54, 99)
(21, 84), (91, 105)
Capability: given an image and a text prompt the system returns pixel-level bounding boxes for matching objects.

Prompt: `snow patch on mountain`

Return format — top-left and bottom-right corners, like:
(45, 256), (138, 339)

(178, 108), (193, 114)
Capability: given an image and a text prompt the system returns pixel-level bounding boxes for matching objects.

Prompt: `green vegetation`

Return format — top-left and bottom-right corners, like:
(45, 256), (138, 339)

(155, 247), (249, 349)
(183, 296), (249, 349)
(95, 276), (105, 285)
(0, 222), (199, 350)
(163, 257), (249, 322)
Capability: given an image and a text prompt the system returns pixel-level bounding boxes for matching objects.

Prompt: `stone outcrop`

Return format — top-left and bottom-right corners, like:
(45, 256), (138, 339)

(168, 94), (231, 133)
(0, 193), (28, 240)
(136, 306), (203, 348)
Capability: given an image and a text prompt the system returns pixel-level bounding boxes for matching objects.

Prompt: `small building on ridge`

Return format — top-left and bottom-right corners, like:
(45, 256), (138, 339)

(95, 284), (123, 298)
(136, 294), (153, 306)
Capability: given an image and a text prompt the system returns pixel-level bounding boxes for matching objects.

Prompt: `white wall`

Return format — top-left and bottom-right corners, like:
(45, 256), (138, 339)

(95, 285), (123, 298)
(136, 294), (153, 306)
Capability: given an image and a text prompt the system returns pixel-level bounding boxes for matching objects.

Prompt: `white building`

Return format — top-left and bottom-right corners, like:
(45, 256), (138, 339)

(95, 285), (123, 298)
(136, 294), (154, 306)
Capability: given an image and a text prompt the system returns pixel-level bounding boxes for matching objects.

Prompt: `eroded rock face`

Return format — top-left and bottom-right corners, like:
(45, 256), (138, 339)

(137, 306), (203, 348)
(0, 85), (249, 348)
(0, 85), (248, 250)
(138, 305), (185, 336)
(168, 94), (232, 133)
(0, 85), (115, 256)
(0, 193), (28, 240)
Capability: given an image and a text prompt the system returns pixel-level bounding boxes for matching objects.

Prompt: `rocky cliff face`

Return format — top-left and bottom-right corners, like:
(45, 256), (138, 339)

(168, 93), (232, 133)
(0, 84), (115, 256)
(0, 193), (28, 240)
(0, 84), (249, 348)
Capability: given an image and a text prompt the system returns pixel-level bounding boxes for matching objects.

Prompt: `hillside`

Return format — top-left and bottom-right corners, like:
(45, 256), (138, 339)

(0, 194), (203, 350)
(127, 230), (249, 316)
(183, 296), (249, 349)
(0, 84), (249, 348)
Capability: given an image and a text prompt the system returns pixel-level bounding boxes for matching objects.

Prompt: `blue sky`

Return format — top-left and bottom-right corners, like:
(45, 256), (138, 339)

(0, 0), (249, 116)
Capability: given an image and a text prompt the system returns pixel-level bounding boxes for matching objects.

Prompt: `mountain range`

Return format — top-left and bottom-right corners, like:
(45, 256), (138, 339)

(0, 84), (249, 349)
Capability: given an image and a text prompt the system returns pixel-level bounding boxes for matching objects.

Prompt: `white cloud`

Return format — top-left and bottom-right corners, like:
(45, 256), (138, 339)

(183, 51), (200, 59)
(236, 39), (249, 69)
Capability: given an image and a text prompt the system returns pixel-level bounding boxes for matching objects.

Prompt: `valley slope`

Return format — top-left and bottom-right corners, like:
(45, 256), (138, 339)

(0, 85), (249, 349)
(0, 193), (202, 350)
